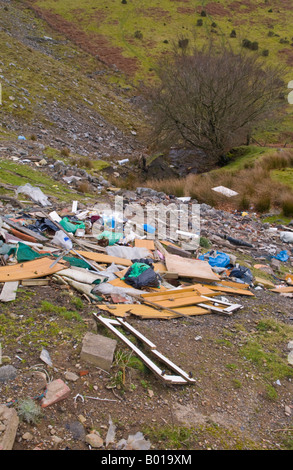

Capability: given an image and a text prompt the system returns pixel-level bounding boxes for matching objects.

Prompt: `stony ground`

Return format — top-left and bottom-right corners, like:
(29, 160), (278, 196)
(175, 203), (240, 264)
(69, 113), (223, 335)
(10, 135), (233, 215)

(1, 280), (293, 451)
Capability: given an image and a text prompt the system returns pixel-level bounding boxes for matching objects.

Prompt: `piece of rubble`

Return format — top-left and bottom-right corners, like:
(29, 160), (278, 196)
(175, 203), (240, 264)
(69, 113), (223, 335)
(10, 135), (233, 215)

(0, 405), (19, 450)
(41, 379), (71, 408)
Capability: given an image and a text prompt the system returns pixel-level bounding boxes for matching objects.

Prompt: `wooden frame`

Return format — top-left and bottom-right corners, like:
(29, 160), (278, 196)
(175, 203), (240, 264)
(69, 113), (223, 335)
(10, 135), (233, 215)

(93, 314), (196, 385)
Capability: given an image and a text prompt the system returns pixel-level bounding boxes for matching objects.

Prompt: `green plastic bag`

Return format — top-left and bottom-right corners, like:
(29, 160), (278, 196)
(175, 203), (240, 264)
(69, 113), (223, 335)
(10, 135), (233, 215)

(97, 231), (123, 246)
(122, 262), (150, 279)
(59, 217), (85, 234)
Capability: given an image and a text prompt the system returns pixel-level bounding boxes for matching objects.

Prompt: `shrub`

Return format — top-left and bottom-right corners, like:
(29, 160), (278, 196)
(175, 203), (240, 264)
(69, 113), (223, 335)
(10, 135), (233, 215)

(17, 399), (43, 424)
(60, 147), (70, 157)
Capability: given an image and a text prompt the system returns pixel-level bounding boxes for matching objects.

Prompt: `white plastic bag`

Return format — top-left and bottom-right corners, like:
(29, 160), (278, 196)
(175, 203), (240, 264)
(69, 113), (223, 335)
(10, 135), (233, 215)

(52, 230), (73, 250)
(16, 183), (51, 206)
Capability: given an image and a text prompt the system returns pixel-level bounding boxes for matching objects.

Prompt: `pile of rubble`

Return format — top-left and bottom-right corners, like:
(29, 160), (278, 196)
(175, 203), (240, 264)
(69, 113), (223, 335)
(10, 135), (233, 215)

(1, 181), (293, 449)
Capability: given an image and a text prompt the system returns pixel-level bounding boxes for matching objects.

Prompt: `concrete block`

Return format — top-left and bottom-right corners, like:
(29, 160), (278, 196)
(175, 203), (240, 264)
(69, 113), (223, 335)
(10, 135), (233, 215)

(80, 332), (117, 372)
(0, 405), (19, 450)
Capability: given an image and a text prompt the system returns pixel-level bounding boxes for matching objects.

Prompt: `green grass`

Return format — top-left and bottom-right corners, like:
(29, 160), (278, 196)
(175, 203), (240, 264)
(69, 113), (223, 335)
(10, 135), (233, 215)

(239, 318), (293, 382)
(271, 168), (293, 190)
(0, 159), (94, 202)
(28, 0), (293, 83)
(0, 4), (144, 135)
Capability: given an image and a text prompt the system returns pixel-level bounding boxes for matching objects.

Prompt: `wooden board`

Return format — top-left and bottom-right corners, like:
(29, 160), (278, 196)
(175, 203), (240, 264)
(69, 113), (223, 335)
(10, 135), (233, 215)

(164, 253), (220, 282)
(146, 295), (209, 309)
(75, 251), (132, 267)
(0, 257), (68, 282)
(197, 284), (254, 296)
(271, 286), (293, 293)
(3, 217), (48, 242)
(97, 303), (211, 319)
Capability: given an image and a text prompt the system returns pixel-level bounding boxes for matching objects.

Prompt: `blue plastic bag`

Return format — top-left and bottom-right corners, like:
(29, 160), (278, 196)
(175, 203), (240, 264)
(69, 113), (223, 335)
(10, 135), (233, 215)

(273, 250), (289, 262)
(199, 251), (230, 268)
(143, 224), (156, 234)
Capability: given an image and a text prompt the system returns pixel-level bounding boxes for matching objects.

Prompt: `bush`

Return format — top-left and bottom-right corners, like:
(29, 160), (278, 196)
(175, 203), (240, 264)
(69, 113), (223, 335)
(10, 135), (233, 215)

(145, 43), (285, 164)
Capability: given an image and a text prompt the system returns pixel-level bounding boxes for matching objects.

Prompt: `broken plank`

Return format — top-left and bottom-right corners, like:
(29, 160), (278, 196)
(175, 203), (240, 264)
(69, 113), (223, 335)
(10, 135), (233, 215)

(0, 257), (69, 282)
(3, 217), (48, 242)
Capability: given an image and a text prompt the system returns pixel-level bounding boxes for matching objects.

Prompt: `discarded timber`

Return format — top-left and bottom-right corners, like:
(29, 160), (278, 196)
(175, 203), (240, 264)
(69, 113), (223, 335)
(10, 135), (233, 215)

(94, 314), (195, 385)
(97, 303), (211, 320)
(3, 217), (48, 242)
(0, 257), (69, 282)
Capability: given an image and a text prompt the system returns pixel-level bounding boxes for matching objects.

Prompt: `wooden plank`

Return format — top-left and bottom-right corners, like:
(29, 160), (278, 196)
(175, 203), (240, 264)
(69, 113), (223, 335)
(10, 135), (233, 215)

(21, 278), (50, 286)
(141, 291), (214, 303)
(218, 280), (250, 290)
(141, 285), (209, 298)
(75, 251), (132, 267)
(0, 257), (68, 282)
(271, 286), (293, 293)
(160, 240), (192, 258)
(196, 284), (254, 297)
(3, 217), (48, 242)
(0, 281), (19, 302)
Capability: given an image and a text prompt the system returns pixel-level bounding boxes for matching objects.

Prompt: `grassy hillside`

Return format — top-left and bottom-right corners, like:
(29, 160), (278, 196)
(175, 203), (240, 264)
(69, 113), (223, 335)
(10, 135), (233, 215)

(25, 0), (293, 80)
(0, 1), (145, 143)
(23, 0), (293, 146)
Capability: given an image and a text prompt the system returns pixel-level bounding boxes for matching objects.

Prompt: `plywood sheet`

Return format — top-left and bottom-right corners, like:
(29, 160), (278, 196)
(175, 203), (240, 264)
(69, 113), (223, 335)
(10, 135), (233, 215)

(97, 303), (211, 319)
(165, 253), (220, 282)
(0, 257), (68, 282)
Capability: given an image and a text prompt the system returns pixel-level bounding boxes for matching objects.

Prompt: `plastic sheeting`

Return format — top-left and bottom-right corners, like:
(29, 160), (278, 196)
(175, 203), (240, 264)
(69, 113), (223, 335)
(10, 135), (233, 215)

(16, 183), (51, 207)
(198, 251), (231, 268)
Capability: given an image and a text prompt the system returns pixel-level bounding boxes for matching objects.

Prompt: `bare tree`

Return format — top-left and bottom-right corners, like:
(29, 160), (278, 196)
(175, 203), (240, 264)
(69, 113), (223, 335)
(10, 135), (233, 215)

(145, 44), (285, 163)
